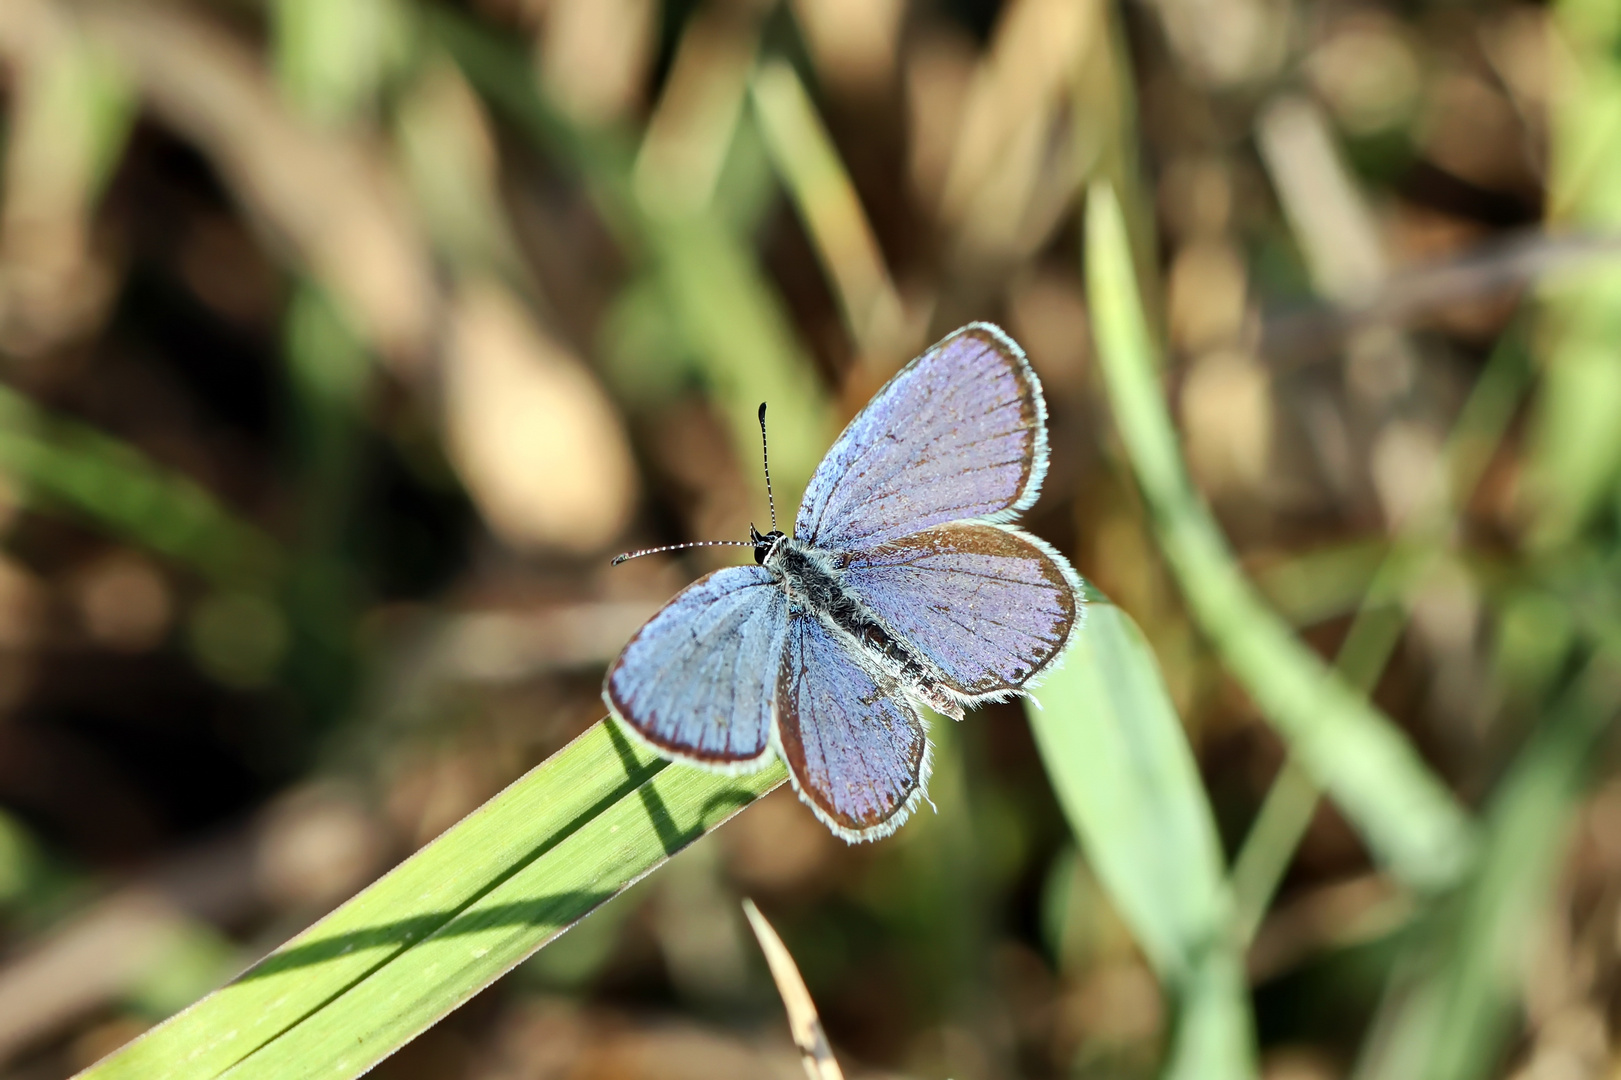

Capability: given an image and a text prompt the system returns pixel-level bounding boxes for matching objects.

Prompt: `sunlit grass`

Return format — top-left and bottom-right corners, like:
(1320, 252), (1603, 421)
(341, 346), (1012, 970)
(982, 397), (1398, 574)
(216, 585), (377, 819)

(79, 722), (782, 1080)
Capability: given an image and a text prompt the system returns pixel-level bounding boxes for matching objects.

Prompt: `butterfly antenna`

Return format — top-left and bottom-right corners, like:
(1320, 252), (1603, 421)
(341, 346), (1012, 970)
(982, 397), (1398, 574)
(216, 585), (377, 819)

(758, 402), (778, 531)
(610, 540), (755, 566)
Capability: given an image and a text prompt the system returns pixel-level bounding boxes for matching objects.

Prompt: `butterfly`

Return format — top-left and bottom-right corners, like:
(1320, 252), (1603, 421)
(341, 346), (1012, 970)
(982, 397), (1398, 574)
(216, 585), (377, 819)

(604, 323), (1084, 841)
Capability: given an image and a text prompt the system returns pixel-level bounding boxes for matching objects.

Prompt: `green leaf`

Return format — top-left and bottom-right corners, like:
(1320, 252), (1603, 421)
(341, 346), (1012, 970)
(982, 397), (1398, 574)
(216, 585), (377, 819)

(79, 721), (784, 1080)
(1084, 182), (1475, 893)
(1027, 597), (1255, 1080)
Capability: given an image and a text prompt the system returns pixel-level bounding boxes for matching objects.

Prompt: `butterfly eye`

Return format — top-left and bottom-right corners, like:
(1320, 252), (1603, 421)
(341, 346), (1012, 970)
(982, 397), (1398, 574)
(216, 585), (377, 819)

(753, 530), (786, 565)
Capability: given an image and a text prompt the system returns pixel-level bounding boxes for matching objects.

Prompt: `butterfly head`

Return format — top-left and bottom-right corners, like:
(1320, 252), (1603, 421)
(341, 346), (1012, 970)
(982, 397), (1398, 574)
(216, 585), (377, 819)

(750, 524), (786, 565)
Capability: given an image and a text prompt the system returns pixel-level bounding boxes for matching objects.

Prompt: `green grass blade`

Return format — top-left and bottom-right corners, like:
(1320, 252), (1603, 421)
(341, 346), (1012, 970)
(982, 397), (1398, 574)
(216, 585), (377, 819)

(748, 59), (902, 353)
(0, 384), (280, 586)
(1163, 949), (1254, 1080)
(1084, 182), (1474, 893)
(1027, 595), (1255, 1079)
(1357, 651), (1621, 1080)
(1027, 598), (1228, 978)
(1227, 756), (1319, 945)
(643, 214), (833, 507)
(428, 7), (834, 507)
(1524, 0), (1621, 547)
(77, 721), (784, 1080)
(1228, 327), (1533, 941)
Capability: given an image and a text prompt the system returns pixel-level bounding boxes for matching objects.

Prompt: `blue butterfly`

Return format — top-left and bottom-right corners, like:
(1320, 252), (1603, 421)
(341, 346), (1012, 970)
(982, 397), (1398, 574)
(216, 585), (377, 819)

(605, 323), (1085, 841)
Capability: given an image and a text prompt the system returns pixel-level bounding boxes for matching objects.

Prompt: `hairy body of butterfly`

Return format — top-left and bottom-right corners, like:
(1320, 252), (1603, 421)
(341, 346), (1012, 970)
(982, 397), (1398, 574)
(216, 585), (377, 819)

(762, 533), (967, 721)
(605, 322), (1086, 842)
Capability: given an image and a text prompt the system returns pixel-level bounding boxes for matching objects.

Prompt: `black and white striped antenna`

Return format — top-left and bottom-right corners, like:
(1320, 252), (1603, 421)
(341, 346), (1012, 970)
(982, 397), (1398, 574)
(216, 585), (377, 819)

(610, 539), (756, 566)
(758, 402), (777, 532)
(609, 402), (780, 566)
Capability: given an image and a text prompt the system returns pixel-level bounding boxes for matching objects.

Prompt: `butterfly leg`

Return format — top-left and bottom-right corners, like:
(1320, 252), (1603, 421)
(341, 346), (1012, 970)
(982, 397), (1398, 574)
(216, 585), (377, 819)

(914, 681), (965, 720)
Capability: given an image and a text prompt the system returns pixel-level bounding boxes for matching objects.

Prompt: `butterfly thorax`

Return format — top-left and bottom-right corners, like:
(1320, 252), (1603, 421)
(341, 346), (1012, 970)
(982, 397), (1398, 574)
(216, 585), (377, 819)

(763, 536), (966, 720)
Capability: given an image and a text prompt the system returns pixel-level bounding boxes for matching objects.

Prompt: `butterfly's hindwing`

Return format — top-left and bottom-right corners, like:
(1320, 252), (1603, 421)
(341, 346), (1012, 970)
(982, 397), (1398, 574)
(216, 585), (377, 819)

(774, 612), (930, 842)
(839, 522), (1081, 700)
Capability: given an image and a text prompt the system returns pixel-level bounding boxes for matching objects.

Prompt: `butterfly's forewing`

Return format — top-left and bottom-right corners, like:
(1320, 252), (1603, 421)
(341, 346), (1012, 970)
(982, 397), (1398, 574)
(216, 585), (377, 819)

(605, 566), (788, 769)
(840, 522), (1080, 699)
(795, 324), (1047, 551)
(775, 613), (929, 841)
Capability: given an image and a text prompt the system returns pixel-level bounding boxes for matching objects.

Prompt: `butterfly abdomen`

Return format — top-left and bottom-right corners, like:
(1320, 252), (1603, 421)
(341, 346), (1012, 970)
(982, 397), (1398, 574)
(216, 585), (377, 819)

(768, 538), (964, 719)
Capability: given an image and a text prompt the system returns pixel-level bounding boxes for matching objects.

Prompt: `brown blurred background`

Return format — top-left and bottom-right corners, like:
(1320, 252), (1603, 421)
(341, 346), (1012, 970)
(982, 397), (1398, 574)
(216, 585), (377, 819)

(0, 0), (1612, 1077)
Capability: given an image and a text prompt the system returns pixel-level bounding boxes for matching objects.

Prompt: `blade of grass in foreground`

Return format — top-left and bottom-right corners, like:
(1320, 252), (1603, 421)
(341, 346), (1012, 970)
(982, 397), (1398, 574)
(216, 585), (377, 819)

(1084, 183), (1475, 893)
(1027, 592), (1255, 1080)
(77, 721), (784, 1080)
